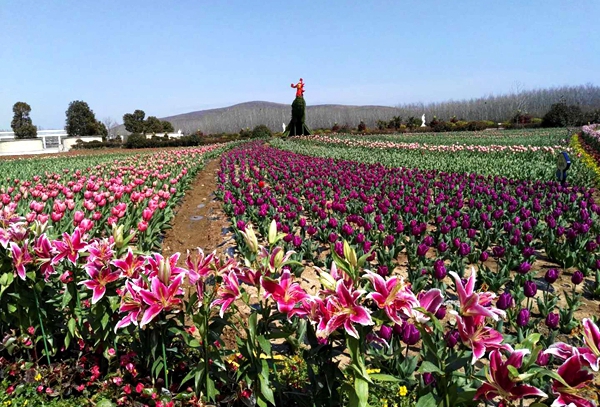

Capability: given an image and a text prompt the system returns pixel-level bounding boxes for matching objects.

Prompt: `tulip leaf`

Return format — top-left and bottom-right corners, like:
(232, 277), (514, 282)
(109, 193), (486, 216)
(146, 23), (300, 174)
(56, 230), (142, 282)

(415, 392), (436, 407)
(418, 361), (443, 375)
(369, 373), (401, 382)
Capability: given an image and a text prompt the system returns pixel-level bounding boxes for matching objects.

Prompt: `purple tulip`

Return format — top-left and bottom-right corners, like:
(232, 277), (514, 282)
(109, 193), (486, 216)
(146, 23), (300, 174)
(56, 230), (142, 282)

(417, 243), (429, 257)
(572, 271), (584, 285)
(437, 241), (448, 253)
(292, 235), (302, 248)
(377, 265), (389, 277)
(383, 235), (395, 247)
(545, 313), (560, 330)
(334, 241), (344, 257)
(423, 372), (436, 386)
(402, 323), (420, 346)
(492, 246), (505, 258)
(283, 233), (293, 243)
(435, 305), (447, 320)
(433, 260), (447, 280)
(517, 308), (530, 327)
(479, 251), (489, 262)
(307, 225), (317, 235)
(517, 262), (531, 274)
(378, 325), (393, 342)
(496, 292), (513, 310)
(328, 232), (338, 243)
(524, 281), (537, 298)
(393, 323), (403, 336)
(459, 243), (471, 257)
(444, 330), (459, 348)
(299, 217), (306, 228)
(236, 220), (246, 230)
(545, 269), (559, 284)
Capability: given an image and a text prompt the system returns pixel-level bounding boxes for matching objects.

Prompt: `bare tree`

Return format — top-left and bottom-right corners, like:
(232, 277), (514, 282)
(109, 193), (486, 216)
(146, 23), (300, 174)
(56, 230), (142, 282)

(102, 117), (119, 139)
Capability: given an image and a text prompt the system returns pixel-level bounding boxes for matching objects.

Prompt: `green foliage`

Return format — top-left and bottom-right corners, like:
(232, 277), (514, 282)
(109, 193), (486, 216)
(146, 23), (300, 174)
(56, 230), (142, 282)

(122, 110), (146, 134)
(11, 101), (38, 139)
(145, 116), (164, 134)
(161, 120), (175, 133)
(542, 102), (583, 127)
(252, 124), (272, 138)
(65, 100), (99, 138)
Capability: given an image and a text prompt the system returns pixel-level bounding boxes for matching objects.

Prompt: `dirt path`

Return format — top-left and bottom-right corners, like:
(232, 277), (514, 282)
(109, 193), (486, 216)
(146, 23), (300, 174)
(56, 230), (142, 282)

(162, 158), (236, 259)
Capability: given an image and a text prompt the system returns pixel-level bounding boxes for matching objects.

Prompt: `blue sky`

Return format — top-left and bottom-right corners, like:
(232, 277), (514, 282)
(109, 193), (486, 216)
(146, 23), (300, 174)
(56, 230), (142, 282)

(1, 0), (599, 129)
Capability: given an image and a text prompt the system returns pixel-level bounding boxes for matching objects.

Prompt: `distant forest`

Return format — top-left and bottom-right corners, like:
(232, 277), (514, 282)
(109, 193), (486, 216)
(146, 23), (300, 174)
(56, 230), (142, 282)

(140, 84), (600, 135)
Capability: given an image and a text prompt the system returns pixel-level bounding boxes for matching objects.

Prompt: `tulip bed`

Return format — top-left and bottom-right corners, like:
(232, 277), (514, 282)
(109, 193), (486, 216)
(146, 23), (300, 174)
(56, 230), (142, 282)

(270, 132), (596, 186)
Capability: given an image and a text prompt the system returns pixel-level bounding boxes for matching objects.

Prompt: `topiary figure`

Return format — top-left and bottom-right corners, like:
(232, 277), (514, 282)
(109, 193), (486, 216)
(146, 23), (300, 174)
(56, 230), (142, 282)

(283, 79), (311, 137)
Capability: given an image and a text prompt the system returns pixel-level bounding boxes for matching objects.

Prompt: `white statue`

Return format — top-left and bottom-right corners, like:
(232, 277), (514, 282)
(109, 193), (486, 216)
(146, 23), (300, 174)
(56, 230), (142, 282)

(282, 123), (286, 132)
(421, 114), (426, 127)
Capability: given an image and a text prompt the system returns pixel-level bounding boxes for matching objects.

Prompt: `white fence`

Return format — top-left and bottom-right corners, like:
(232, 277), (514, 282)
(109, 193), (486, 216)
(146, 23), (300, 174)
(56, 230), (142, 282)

(0, 130), (68, 150)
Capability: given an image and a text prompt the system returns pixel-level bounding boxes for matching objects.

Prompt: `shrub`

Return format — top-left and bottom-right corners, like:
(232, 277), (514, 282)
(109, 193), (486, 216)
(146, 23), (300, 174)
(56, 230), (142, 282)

(251, 124), (272, 138)
(542, 102), (583, 127)
(14, 123), (38, 139)
(357, 121), (367, 132)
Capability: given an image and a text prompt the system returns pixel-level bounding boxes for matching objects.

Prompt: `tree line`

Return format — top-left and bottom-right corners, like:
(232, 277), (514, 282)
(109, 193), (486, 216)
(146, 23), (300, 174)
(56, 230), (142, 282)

(158, 84), (600, 134)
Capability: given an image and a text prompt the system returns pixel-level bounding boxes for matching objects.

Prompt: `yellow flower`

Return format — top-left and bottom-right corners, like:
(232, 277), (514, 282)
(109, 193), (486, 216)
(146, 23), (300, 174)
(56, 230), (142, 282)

(366, 368), (380, 374)
(34, 373), (42, 381)
(398, 385), (408, 397)
(380, 398), (388, 407)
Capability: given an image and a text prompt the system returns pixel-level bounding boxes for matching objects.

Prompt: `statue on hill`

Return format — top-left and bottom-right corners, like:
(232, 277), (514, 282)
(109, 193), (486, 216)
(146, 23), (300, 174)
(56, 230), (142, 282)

(283, 78), (311, 137)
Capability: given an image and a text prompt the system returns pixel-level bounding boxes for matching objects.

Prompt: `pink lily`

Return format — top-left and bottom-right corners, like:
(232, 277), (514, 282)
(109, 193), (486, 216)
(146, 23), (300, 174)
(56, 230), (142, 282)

(210, 270), (241, 318)
(261, 269), (309, 317)
(138, 274), (184, 327)
(551, 354), (596, 407)
(86, 238), (115, 266)
(33, 234), (55, 280)
(115, 281), (145, 331)
(365, 271), (418, 325)
(146, 252), (187, 284)
(0, 228), (11, 248)
(52, 228), (87, 264)
(413, 288), (444, 324)
(474, 349), (548, 402)
(235, 266), (262, 286)
(185, 248), (216, 284)
(9, 241), (33, 280)
(449, 268), (505, 321)
(111, 248), (145, 278)
(320, 279), (373, 339)
(582, 318), (600, 371)
(80, 262), (121, 303)
(454, 314), (510, 364)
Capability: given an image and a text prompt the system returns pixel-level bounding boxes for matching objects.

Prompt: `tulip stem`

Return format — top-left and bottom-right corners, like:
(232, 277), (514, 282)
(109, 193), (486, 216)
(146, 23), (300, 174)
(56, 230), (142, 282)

(33, 289), (51, 366)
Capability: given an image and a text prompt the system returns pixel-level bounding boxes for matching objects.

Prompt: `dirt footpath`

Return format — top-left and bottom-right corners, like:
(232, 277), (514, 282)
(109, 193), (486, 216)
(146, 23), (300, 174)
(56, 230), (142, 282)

(162, 158), (235, 259)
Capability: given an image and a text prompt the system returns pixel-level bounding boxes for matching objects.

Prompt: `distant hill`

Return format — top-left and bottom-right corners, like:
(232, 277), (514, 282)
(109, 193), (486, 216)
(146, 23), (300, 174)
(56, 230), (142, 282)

(115, 101), (404, 135)
(115, 84), (600, 135)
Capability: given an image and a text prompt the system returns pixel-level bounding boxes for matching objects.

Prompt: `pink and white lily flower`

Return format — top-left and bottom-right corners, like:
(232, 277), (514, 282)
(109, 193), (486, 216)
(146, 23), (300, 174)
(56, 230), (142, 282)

(9, 241), (32, 280)
(261, 269), (309, 317)
(52, 228), (87, 265)
(138, 274), (185, 327)
(413, 289), (444, 324)
(115, 281), (144, 331)
(365, 271), (419, 325)
(582, 318), (600, 371)
(454, 314), (510, 364)
(185, 248), (216, 284)
(80, 263), (121, 304)
(111, 248), (145, 279)
(210, 270), (241, 318)
(319, 279), (373, 339)
(551, 354), (596, 407)
(449, 268), (505, 321)
(474, 349), (548, 402)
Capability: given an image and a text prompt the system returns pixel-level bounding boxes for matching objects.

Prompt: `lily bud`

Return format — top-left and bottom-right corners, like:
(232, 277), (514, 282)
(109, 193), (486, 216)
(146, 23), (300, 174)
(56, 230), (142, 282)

(343, 240), (357, 268)
(158, 257), (171, 284)
(268, 220), (278, 246)
(112, 224), (125, 248)
(241, 224), (259, 254)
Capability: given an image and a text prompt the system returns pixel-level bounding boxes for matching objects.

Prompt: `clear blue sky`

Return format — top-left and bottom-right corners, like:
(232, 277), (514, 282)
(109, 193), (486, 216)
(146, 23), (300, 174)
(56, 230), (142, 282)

(1, 0), (599, 129)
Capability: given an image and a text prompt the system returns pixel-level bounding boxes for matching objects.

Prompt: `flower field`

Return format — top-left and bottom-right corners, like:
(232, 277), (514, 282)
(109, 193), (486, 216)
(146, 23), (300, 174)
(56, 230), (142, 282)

(2, 129), (600, 407)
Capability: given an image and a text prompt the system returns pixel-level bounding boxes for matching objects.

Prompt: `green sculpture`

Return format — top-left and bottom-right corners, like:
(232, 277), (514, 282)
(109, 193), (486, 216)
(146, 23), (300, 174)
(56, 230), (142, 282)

(283, 78), (311, 137)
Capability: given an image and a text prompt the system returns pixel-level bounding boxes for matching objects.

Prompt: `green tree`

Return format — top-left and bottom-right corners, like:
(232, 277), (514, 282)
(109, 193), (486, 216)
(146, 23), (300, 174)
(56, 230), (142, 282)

(161, 120), (174, 133)
(65, 100), (99, 137)
(145, 116), (163, 134)
(96, 120), (108, 138)
(542, 102), (583, 127)
(123, 110), (146, 134)
(11, 101), (38, 139)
